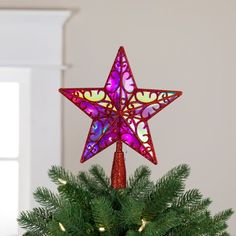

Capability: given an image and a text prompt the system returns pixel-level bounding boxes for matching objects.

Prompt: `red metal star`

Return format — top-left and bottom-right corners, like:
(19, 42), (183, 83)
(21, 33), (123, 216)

(59, 47), (182, 188)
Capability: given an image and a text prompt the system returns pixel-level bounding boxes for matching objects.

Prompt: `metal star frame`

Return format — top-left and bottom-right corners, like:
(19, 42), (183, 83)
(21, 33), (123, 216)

(59, 47), (182, 165)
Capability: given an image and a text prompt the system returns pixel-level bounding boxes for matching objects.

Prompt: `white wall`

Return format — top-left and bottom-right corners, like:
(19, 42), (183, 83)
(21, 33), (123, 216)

(1, 0), (236, 233)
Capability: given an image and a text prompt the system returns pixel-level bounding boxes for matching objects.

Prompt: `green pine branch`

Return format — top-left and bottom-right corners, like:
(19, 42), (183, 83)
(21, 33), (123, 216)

(127, 166), (153, 201)
(18, 208), (51, 235)
(78, 171), (102, 195)
(143, 211), (181, 236)
(91, 196), (115, 232)
(119, 196), (144, 227)
(143, 164), (190, 219)
(89, 165), (111, 190)
(172, 189), (202, 208)
(33, 187), (62, 211)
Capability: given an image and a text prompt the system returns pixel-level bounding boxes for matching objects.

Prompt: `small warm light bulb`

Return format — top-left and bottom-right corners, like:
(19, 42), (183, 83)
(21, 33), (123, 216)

(59, 222), (66, 232)
(58, 178), (67, 185)
(99, 226), (106, 232)
(138, 219), (147, 232)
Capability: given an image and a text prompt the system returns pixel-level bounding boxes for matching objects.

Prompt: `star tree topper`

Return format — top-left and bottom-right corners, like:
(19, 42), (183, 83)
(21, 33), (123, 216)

(59, 47), (182, 165)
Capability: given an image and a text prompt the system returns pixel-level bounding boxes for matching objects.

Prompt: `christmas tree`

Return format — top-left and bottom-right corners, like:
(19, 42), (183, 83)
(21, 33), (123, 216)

(18, 163), (233, 235)
(18, 47), (233, 235)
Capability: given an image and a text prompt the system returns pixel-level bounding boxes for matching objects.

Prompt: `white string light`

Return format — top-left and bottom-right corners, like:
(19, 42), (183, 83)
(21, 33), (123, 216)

(58, 178), (67, 185)
(59, 222), (66, 232)
(98, 226), (106, 232)
(138, 219), (148, 232)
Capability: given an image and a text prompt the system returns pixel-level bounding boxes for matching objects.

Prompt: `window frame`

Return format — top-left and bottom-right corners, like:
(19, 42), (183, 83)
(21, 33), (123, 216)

(0, 10), (71, 235)
(0, 68), (31, 235)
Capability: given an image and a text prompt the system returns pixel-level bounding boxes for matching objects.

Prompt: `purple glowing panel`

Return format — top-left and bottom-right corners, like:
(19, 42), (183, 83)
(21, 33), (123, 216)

(59, 47), (182, 164)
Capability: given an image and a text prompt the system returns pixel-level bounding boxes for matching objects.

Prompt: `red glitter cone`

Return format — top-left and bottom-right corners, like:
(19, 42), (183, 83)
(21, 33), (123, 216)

(111, 141), (126, 189)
